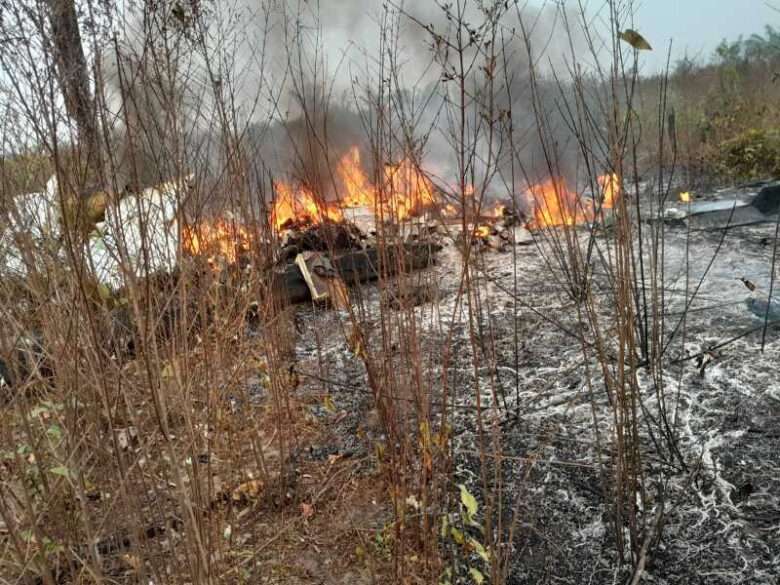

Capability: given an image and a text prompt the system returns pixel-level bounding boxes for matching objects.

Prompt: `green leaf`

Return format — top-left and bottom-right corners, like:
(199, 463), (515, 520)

(46, 425), (62, 440)
(459, 484), (478, 519)
(20, 529), (35, 543)
(618, 29), (652, 51)
(469, 567), (485, 584)
(43, 538), (65, 556)
(49, 465), (73, 479)
(96, 283), (114, 303)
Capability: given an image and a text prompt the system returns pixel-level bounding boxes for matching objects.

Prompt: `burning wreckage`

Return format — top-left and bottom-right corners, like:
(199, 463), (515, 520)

(0, 148), (541, 311)
(6, 149), (777, 340)
(17, 143), (772, 391)
(0, 149), (535, 378)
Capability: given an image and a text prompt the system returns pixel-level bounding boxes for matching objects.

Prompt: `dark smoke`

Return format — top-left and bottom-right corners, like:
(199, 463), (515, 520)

(108, 1), (599, 211)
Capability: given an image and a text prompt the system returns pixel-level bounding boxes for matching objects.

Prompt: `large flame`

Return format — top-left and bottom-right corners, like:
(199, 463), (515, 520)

(528, 173), (620, 229)
(271, 147), (435, 229)
(529, 179), (584, 228)
(182, 220), (252, 264)
(270, 182), (342, 230)
(338, 147), (376, 208)
(183, 151), (622, 266)
(382, 158), (436, 221)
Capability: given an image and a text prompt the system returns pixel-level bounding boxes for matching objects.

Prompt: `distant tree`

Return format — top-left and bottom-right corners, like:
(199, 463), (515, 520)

(743, 25), (780, 63)
(714, 37), (744, 67)
(673, 54), (697, 77)
(714, 26), (780, 67)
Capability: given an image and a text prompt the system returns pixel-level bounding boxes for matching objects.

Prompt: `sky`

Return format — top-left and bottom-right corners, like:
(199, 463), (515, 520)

(632, 0), (779, 72)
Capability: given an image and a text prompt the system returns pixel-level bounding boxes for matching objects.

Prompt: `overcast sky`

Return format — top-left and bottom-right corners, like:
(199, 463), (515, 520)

(632, 0), (779, 72)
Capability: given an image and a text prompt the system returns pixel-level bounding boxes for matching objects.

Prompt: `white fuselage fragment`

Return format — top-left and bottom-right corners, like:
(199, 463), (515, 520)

(1, 176), (185, 289)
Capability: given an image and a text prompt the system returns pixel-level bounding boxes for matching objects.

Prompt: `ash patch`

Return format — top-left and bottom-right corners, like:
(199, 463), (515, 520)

(445, 222), (780, 583)
(277, 217), (780, 584)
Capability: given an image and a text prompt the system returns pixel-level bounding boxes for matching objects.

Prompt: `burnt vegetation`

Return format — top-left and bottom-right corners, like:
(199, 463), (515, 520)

(1, 1), (779, 585)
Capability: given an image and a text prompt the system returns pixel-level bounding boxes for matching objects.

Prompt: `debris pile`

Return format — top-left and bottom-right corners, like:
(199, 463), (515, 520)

(269, 219), (442, 306)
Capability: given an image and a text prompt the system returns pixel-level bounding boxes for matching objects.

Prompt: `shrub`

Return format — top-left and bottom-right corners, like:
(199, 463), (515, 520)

(713, 128), (780, 181)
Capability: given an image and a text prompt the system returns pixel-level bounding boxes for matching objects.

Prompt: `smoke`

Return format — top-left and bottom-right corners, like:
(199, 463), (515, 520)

(107, 1), (599, 209)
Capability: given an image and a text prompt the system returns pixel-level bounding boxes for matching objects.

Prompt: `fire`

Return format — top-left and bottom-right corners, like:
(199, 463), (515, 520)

(528, 174), (621, 229)
(383, 158), (436, 221)
(528, 178), (584, 228)
(599, 173), (620, 209)
(486, 203), (505, 218)
(267, 146), (620, 235)
(443, 203), (458, 217)
(337, 147), (376, 208)
(270, 182), (342, 230)
(269, 147), (436, 230)
(679, 191), (691, 203)
(182, 219), (252, 264)
(474, 225), (491, 238)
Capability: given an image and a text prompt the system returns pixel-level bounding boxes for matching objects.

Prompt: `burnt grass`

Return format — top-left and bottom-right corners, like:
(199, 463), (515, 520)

(289, 206), (780, 583)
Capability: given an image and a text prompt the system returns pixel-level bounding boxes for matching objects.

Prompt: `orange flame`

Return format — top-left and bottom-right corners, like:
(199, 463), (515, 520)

(269, 147), (436, 230)
(383, 158), (436, 221)
(182, 220), (252, 264)
(528, 178), (585, 228)
(486, 202), (505, 218)
(337, 147), (376, 208)
(270, 182), (342, 231)
(443, 203), (458, 217)
(529, 174), (620, 229)
(679, 191), (691, 203)
(599, 173), (620, 209)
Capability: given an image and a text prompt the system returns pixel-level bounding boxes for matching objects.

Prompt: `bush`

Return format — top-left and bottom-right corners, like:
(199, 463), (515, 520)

(713, 128), (780, 181)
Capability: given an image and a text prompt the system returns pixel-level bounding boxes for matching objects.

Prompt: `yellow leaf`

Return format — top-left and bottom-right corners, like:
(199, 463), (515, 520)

(346, 326), (366, 358)
(322, 394), (336, 413)
(250, 356), (269, 372)
(120, 553), (143, 572)
(161, 362), (174, 380)
(86, 191), (109, 224)
(450, 527), (464, 545)
(618, 29), (652, 51)
(419, 421), (431, 449)
(468, 537), (490, 562)
(459, 484), (478, 519)
(469, 567), (485, 584)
